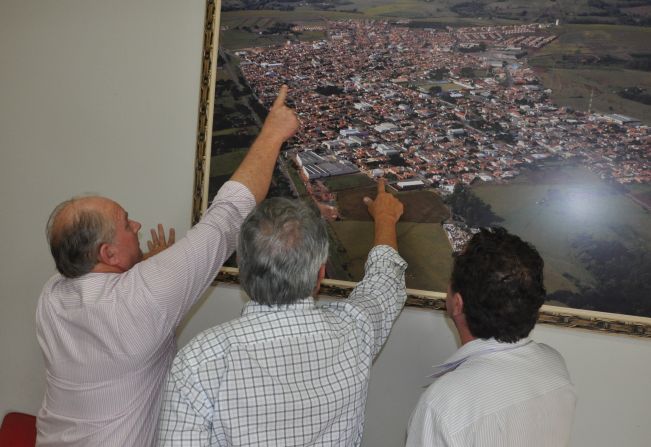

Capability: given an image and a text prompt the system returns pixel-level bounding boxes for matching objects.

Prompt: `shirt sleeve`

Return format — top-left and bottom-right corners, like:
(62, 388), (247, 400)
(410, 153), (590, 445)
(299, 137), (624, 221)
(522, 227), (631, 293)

(344, 245), (408, 359)
(158, 348), (216, 446)
(121, 181), (255, 336)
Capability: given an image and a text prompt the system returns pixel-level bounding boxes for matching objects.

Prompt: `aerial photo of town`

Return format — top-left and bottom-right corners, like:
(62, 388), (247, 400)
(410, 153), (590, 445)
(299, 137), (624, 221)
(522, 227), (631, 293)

(209, 0), (651, 317)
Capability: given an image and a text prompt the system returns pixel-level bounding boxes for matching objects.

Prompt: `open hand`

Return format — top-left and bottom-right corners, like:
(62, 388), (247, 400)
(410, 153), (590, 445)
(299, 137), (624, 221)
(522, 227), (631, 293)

(144, 224), (175, 259)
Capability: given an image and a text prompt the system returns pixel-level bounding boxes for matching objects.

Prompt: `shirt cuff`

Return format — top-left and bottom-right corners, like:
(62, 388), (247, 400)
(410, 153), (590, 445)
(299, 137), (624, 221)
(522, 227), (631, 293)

(365, 245), (408, 277)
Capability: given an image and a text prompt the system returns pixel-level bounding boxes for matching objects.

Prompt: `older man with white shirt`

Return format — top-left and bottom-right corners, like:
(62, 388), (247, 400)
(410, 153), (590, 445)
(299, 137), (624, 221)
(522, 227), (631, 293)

(407, 227), (577, 447)
(36, 87), (298, 447)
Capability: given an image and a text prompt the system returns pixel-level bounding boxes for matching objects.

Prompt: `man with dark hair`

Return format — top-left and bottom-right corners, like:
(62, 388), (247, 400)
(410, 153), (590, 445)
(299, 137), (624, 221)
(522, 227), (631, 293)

(158, 180), (407, 446)
(407, 227), (576, 447)
(36, 86), (298, 447)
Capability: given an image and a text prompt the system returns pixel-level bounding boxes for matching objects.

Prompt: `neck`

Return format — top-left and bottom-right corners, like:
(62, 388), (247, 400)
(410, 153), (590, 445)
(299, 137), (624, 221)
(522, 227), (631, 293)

(458, 329), (476, 346)
(453, 316), (476, 346)
(91, 263), (124, 274)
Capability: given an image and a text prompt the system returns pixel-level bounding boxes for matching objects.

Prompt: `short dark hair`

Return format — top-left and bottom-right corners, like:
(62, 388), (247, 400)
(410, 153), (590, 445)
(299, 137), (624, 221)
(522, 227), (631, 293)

(237, 197), (329, 306)
(46, 198), (115, 278)
(451, 227), (545, 343)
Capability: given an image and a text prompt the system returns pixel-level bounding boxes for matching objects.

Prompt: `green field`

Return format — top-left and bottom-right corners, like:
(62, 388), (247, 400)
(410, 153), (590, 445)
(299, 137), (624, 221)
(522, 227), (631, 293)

(323, 173), (375, 192)
(210, 150), (247, 177)
(530, 24), (651, 123)
(329, 220), (453, 291)
(473, 165), (651, 293)
(218, 1), (530, 50)
(531, 24), (651, 59)
(220, 9), (360, 49)
(535, 67), (651, 124)
(362, 0), (447, 18)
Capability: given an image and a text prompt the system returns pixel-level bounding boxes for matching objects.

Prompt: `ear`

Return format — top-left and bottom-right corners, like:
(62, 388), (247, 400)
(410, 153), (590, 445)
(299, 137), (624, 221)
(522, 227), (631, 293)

(449, 292), (465, 318)
(97, 242), (117, 266)
(313, 264), (326, 297)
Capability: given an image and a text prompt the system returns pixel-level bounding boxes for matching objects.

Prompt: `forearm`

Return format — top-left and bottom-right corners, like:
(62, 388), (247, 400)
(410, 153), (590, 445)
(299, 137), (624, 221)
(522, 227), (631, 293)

(229, 127), (284, 204)
(365, 179), (402, 250)
(347, 246), (408, 357)
(230, 85), (298, 203)
(373, 216), (399, 250)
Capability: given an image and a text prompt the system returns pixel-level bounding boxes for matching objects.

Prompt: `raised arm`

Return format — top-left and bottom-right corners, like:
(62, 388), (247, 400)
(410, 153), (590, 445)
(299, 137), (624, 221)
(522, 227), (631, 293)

(122, 87), (297, 340)
(230, 85), (299, 203)
(343, 179), (407, 359)
(363, 179), (403, 249)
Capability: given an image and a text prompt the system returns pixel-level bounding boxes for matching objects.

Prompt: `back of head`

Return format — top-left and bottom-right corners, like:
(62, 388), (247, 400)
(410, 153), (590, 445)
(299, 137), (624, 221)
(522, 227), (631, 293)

(46, 197), (115, 278)
(451, 227), (545, 343)
(237, 197), (329, 306)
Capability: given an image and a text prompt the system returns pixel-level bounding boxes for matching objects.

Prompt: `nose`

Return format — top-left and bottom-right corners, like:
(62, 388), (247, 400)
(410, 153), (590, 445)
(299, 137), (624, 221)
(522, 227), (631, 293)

(130, 220), (141, 232)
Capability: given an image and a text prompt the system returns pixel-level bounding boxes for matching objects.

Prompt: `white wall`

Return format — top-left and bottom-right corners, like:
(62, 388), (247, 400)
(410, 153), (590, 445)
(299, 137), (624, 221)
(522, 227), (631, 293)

(0, 0), (205, 414)
(1, 2), (650, 446)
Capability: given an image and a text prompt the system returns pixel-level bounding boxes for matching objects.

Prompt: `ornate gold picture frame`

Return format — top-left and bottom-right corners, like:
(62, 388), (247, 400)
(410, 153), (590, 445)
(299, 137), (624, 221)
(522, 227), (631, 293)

(193, 0), (651, 338)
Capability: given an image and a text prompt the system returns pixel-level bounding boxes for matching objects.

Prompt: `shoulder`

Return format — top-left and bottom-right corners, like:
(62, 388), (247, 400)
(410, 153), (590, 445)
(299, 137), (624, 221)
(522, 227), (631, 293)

(174, 314), (269, 368)
(416, 369), (473, 414)
(531, 340), (565, 359)
(175, 321), (239, 367)
(519, 340), (571, 373)
(37, 273), (65, 305)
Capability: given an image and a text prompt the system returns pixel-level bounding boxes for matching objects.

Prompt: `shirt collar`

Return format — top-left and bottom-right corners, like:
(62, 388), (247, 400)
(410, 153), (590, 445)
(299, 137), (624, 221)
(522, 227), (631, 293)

(242, 296), (317, 316)
(430, 337), (533, 378)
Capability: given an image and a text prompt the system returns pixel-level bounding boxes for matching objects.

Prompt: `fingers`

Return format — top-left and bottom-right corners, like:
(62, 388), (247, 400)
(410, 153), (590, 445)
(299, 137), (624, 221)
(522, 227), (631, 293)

(364, 179), (387, 213)
(150, 228), (159, 245)
(377, 178), (386, 195)
(272, 85), (288, 109)
(148, 225), (175, 248)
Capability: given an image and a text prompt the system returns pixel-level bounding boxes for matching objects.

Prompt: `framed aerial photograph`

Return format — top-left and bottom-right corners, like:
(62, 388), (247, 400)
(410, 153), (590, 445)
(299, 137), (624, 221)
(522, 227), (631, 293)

(193, 0), (651, 337)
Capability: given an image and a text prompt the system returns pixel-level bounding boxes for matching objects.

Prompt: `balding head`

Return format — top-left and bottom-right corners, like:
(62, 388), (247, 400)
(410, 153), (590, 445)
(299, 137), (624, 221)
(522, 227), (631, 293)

(46, 196), (117, 278)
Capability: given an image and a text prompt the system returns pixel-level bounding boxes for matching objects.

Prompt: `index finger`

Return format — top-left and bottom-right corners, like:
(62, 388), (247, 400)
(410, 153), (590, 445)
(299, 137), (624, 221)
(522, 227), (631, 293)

(272, 85), (288, 109)
(377, 178), (386, 195)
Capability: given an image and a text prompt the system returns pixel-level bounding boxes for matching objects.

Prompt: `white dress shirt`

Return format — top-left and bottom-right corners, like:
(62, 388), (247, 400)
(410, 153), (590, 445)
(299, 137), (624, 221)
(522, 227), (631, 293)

(407, 337), (577, 447)
(35, 181), (255, 447)
(158, 245), (407, 446)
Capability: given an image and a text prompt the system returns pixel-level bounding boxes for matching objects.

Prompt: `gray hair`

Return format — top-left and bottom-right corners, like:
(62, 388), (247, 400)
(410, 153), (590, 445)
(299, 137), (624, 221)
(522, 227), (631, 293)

(237, 197), (329, 306)
(46, 197), (116, 278)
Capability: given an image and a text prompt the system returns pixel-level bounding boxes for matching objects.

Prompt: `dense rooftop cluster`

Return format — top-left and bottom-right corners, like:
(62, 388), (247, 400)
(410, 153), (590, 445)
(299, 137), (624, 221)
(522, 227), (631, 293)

(236, 20), (650, 190)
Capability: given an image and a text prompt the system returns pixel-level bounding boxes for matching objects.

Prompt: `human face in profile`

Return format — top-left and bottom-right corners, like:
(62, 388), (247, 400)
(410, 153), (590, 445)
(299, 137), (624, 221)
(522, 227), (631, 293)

(107, 201), (143, 271)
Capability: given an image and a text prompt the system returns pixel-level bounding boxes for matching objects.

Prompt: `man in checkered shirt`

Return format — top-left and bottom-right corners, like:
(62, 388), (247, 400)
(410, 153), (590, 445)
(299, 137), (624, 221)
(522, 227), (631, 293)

(158, 179), (407, 446)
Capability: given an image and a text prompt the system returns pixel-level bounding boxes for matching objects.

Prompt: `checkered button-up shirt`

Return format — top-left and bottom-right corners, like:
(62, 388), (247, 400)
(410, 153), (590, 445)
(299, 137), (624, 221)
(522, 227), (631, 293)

(158, 245), (407, 446)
